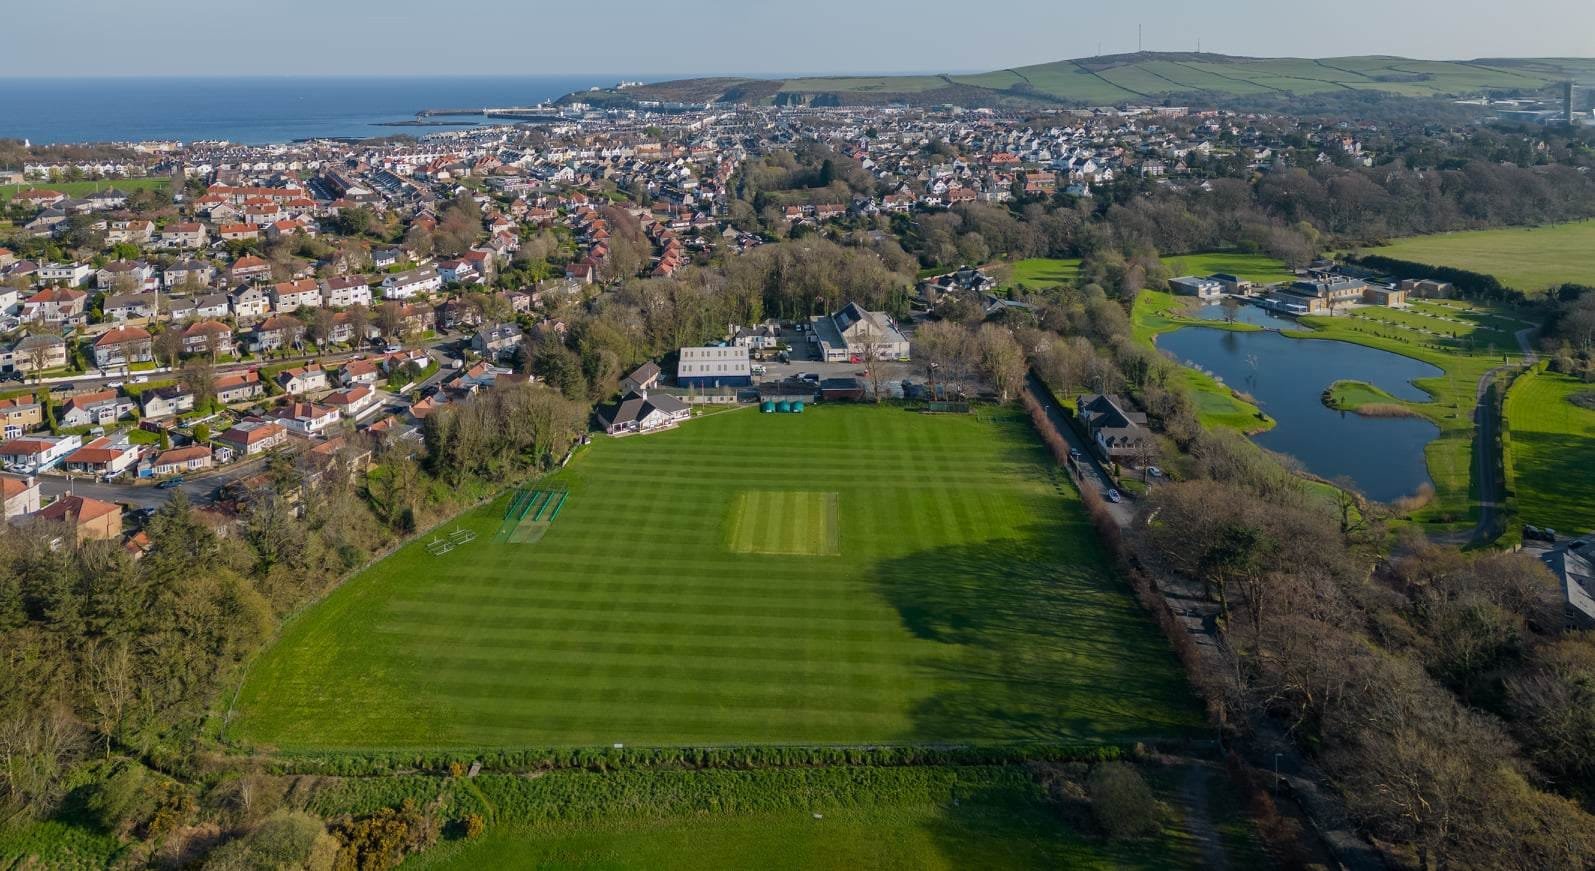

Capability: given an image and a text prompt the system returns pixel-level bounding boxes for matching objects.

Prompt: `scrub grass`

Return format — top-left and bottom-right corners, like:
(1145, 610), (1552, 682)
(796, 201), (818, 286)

(231, 404), (1200, 750)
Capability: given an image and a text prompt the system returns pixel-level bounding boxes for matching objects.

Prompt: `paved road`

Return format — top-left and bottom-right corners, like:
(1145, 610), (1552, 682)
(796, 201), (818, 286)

(1024, 372), (1134, 527)
(1456, 326), (1538, 547)
(38, 455), (269, 510)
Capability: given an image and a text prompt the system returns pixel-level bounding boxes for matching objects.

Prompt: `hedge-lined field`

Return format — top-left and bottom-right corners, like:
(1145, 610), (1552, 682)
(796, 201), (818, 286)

(231, 405), (1200, 750)
(1371, 222), (1595, 293)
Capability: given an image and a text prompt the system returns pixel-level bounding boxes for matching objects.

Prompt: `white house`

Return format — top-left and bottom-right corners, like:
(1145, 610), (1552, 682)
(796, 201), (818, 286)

(321, 275), (374, 308)
(381, 267), (442, 299)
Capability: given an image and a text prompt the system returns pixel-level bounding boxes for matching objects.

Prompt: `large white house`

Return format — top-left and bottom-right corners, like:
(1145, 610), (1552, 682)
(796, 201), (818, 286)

(381, 267), (442, 299)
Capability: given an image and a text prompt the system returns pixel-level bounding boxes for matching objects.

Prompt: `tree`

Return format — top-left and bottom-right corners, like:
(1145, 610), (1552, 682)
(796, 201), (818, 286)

(974, 324), (1026, 403)
(1088, 763), (1160, 840)
(181, 358), (216, 410)
(1220, 295), (1241, 325)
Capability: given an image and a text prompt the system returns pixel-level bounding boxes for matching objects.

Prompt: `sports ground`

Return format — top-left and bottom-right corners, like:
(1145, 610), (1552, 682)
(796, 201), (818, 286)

(230, 404), (1199, 750)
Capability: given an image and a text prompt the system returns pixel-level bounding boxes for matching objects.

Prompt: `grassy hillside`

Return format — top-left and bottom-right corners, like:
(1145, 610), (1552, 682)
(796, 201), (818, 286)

(567, 53), (1593, 108)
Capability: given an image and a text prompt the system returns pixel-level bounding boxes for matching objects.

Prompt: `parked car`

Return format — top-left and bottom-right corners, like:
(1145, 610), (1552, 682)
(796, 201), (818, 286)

(796, 372), (819, 384)
(130, 375), (147, 384)
(1146, 466), (1164, 478)
(157, 476), (185, 490)
(1105, 489), (1122, 503)
(106, 381), (124, 389)
(1068, 448), (1083, 461)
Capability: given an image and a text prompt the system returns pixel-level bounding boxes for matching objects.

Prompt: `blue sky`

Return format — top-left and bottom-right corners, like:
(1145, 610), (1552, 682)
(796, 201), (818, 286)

(6, 0), (1593, 77)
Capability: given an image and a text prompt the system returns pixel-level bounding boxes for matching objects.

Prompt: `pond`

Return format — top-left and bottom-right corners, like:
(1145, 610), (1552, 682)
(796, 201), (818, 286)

(1158, 326), (1443, 502)
(1191, 301), (1299, 330)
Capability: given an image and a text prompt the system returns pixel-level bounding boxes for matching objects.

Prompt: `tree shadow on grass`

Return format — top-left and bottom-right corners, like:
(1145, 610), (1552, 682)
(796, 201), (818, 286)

(874, 529), (1204, 745)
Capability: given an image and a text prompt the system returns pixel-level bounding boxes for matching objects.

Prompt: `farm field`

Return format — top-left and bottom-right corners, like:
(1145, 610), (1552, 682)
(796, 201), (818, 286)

(1505, 367), (1595, 533)
(1370, 221), (1595, 293)
(0, 177), (169, 203)
(231, 404), (1200, 750)
(1004, 257), (1081, 291)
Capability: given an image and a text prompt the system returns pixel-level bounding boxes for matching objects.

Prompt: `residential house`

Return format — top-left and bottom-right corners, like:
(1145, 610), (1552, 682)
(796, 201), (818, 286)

(102, 291), (160, 322)
(91, 326), (155, 368)
(228, 255), (272, 284)
(36, 262), (92, 287)
(1076, 393), (1150, 462)
(5, 334), (67, 373)
(22, 287), (88, 325)
(271, 279), (322, 313)
(194, 292), (231, 320)
(320, 275), (373, 308)
(381, 267), (442, 299)
(1540, 536), (1595, 630)
(217, 419), (288, 456)
(340, 358), (380, 386)
(58, 390), (135, 428)
(0, 397), (43, 439)
(230, 285), (270, 320)
(595, 390), (691, 436)
(0, 435), (82, 473)
(324, 385), (380, 420)
(106, 219), (154, 246)
(152, 445), (213, 477)
(214, 369), (264, 404)
(181, 320), (235, 357)
(161, 222), (208, 248)
(249, 315), (305, 353)
(470, 323), (522, 359)
(620, 361), (661, 395)
(140, 384), (196, 420)
(163, 259), (215, 290)
(276, 364), (328, 395)
(63, 436), (141, 479)
(35, 494), (121, 544)
(0, 475), (41, 518)
(731, 322), (781, 350)
(274, 401), (341, 437)
(96, 262), (158, 293)
(435, 258), (479, 285)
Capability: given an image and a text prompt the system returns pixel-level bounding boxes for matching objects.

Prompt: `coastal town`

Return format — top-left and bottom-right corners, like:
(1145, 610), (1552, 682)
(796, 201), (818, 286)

(0, 99), (1395, 544)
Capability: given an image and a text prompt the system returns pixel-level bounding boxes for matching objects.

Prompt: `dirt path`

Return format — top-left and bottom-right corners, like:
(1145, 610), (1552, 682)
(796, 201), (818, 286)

(1177, 761), (1231, 870)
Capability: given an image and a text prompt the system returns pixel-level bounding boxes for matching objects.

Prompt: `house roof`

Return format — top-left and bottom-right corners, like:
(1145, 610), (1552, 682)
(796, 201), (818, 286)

(38, 494), (119, 526)
(94, 326), (152, 347)
(0, 475), (36, 499)
(155, 445), (210, 465)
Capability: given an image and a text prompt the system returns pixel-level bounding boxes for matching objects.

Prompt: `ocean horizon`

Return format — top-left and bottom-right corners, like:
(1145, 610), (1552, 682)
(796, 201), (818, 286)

(0, 75), (629, 146)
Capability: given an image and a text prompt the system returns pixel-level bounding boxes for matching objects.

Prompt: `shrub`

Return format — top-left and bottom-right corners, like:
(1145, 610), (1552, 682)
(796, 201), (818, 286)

(1087, 762), (1160, 840)
(463, 813), (484, 839)
(201, 810), (337, 871)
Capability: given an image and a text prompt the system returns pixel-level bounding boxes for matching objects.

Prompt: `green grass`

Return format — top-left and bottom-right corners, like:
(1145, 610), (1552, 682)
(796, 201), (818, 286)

(726, 490), (840, 556)
(1370, 221), (1595, 293)
(1005, 258), (1081, 291)
(397, 763), (1262, 870)
(0, 177), (169, 204)
(0, 820), (124, 870)
(1160, 253), (1294, 285)
(231, 405), (1200, 750)
(1504, 367), (1595, 533)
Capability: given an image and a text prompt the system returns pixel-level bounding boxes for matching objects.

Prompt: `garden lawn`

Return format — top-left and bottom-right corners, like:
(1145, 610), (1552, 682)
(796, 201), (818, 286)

(1159, 252), (1294, 285)
(1370, 221), (1595, 293)
(1505, 367), (1595, 533)
(231, 404), (1200, 750)
(1006, 258), (1081, 291)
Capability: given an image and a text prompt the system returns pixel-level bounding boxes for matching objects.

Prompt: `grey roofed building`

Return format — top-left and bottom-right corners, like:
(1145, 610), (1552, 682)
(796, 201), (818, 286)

(1076, 393), (1150, 461)
(595, 390), (690, 437)
(620, 361), (661, 394)
(1541, 538), (1595, 630)
(809, 302), (910, 363)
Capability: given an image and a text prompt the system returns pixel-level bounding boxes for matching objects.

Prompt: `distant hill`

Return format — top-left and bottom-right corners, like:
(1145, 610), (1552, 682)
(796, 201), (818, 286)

(560, 53), (1595, 109)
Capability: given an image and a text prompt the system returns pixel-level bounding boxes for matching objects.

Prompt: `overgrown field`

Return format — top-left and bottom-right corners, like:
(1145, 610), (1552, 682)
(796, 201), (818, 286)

(1505, 366), (1595, 533)
(231, 404), (1199, 750)
(1370, 221), (1595, 293)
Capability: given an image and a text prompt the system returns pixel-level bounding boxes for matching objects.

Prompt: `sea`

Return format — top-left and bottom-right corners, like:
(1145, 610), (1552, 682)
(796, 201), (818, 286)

(0, 76), (626, 145)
